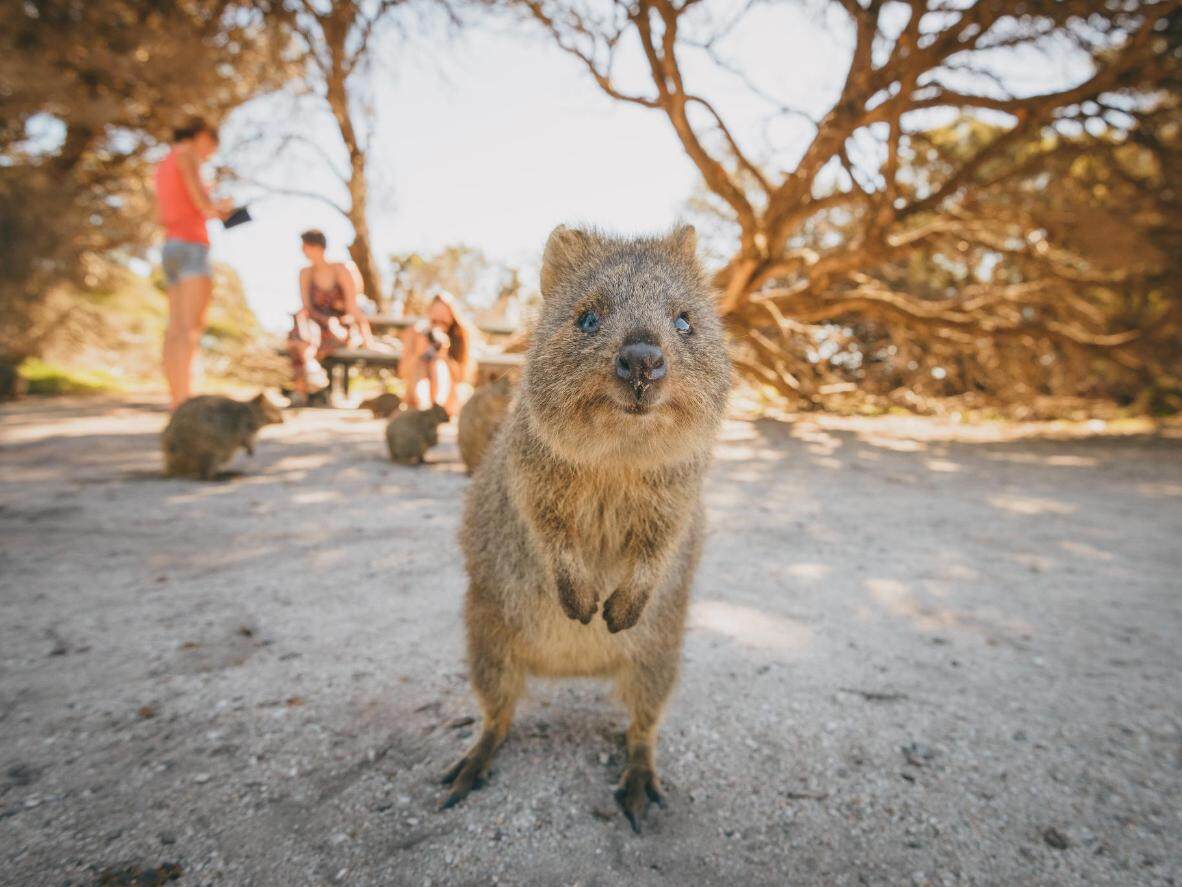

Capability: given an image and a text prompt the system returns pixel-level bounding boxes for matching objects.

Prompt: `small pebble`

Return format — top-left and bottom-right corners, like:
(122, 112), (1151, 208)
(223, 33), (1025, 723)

(1043, 826), (1070, 850)
(902, 743), (935, 767)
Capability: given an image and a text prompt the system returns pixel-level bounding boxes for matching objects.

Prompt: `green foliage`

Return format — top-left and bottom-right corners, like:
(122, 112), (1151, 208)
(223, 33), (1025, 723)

(19, 259), (276, 394)
(0, 0), (289, 364)
(525, 0), (1182, 415)
(18, 358), (125, 396)
(390, 244), (534, 323)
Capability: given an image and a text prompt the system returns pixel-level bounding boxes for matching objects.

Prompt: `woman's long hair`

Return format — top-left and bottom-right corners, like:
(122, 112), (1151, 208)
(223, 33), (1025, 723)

(173, 115), (218, 143)
(432, 291), (477, 381)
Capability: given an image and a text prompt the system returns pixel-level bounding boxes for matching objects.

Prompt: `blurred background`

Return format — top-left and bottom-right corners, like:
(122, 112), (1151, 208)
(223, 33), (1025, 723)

(3, 6), (1182, 883)
(1, 0), (1179, 419)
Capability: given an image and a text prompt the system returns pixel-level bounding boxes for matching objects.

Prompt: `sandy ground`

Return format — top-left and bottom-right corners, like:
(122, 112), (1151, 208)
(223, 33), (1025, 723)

(1, 396), (1180, 886)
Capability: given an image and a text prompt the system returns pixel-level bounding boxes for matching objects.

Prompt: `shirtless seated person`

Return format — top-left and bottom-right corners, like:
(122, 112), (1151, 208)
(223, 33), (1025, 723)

(287, 229), (375, 403)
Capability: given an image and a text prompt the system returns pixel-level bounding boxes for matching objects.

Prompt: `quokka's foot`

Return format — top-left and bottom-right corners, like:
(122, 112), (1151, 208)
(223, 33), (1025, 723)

(602, 588), (647, 633)
(614, 766), (664, 833)
(440, 751), (491, 809)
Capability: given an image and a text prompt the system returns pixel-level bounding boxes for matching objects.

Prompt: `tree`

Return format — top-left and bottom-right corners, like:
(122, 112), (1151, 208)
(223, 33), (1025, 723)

(390, 243), (533, 323)
(0, 0), (287, 383)
(237, 1), (441, 308)
(518, 0), (1182, 411)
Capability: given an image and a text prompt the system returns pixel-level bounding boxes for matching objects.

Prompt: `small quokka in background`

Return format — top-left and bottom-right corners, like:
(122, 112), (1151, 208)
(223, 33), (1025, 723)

(457, 376), (514, 474)
(359, 391), (401, 418)
(447, 225), (731, 832)
(162, 393), (284, 480)
(385, 404), (448, 465)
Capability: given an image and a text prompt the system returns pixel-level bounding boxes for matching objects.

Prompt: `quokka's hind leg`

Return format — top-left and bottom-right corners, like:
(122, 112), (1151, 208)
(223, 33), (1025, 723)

(164, 452), (195, 478)
(614, 650), (679, 833)
(197, 453), (219, 481)
(441, 601), (524, 809)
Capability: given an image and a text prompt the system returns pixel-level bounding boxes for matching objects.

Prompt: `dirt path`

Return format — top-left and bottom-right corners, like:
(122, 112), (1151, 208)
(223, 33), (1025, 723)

(2, 397), (1180, 886)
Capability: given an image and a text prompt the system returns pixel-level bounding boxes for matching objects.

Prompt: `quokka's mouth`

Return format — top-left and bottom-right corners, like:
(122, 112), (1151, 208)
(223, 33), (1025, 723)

(591, 384), (663, 417)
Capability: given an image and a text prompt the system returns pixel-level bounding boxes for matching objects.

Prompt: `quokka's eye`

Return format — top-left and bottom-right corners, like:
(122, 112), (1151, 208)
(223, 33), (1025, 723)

(674, 312), (692, 335)
(577, 310), (600, 333)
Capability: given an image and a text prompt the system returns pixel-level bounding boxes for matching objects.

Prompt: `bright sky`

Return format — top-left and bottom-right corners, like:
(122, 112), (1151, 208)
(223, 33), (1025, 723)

(211, 28), (687, 329)
(201, 4), (1094, 331)
(205, 6), (853, 330)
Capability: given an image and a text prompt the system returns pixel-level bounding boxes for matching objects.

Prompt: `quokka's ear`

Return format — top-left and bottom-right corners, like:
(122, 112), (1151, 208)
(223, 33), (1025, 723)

(540, 225), (595, 299)
(667, 224), (697, 259)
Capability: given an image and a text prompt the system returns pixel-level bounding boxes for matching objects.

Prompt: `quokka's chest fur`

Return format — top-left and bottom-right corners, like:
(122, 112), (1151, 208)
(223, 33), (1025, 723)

(512, 448), (698, 574)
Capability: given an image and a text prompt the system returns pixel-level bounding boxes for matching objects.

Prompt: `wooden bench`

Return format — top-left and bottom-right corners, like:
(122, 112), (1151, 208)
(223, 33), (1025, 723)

(321, 345), (402, 398)
(303, 314), (525, 401)
(320, 347), (525, 400)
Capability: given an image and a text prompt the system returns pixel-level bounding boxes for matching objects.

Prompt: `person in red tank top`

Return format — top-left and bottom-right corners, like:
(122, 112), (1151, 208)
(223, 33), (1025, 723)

(155, 116), (232, 410)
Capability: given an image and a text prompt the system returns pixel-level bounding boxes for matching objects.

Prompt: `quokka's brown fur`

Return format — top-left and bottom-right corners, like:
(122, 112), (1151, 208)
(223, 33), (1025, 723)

(385, 404), (448, 465)
(447, 225), (731, 831)
(457, 376), (515, 474)
(162, 393), (284, 480)
(359, 391), (402, 418)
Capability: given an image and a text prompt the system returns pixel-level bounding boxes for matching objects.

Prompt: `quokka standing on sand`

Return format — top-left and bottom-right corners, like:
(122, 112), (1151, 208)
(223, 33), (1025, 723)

(386, 404), (449, 465)
(448, 225), (731, 831)
(457, 376), (515, 474)
(162, 393), (283, 480)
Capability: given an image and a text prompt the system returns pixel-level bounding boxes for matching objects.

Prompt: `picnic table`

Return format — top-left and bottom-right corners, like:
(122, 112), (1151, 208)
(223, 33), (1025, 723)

(368, 315), (519, 343)
(322, 346), (524, 399)
(321, 344), (402, 398)
(292, 312), (524, 401)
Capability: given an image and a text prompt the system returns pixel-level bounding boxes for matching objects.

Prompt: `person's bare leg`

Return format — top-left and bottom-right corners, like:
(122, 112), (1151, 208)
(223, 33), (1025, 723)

(288, 339), (310, 395)
(185, 275), (213, 395)
(428, 356), (453, 413)
(163, 275), (212, 410)
(163, 283), (192, 410)
(414, 377), (432, 409)
(398, 328), (426, 408)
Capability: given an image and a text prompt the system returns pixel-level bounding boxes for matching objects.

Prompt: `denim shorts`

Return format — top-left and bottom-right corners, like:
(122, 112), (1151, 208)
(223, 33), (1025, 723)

(161, 239), (211, 286)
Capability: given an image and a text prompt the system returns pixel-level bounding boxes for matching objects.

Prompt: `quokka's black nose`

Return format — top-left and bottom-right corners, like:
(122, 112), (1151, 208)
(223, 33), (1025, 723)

(616, 342), (666, 385)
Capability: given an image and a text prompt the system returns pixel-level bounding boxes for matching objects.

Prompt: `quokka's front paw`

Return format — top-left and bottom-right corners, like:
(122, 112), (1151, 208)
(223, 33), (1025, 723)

(603, 588), (648, 633)
(556, 571), (597, 624)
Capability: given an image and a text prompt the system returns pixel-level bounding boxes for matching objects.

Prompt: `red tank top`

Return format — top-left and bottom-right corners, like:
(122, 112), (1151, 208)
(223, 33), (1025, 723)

(155, 148), (209, 245)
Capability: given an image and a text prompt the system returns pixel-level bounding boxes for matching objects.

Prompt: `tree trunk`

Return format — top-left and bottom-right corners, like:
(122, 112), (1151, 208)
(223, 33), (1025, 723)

(324, 26), (385, 310)
(347, 217), (384, 310)
(344, 138), (383, 309)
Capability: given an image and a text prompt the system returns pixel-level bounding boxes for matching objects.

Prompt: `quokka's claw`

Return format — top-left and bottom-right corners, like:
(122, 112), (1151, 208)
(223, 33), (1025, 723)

(614, 767), (663, 833)
(439, 754), (489, 809)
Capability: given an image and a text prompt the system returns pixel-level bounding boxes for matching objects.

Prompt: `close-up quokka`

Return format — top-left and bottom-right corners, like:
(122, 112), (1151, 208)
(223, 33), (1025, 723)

(449, 225), (731, 831)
